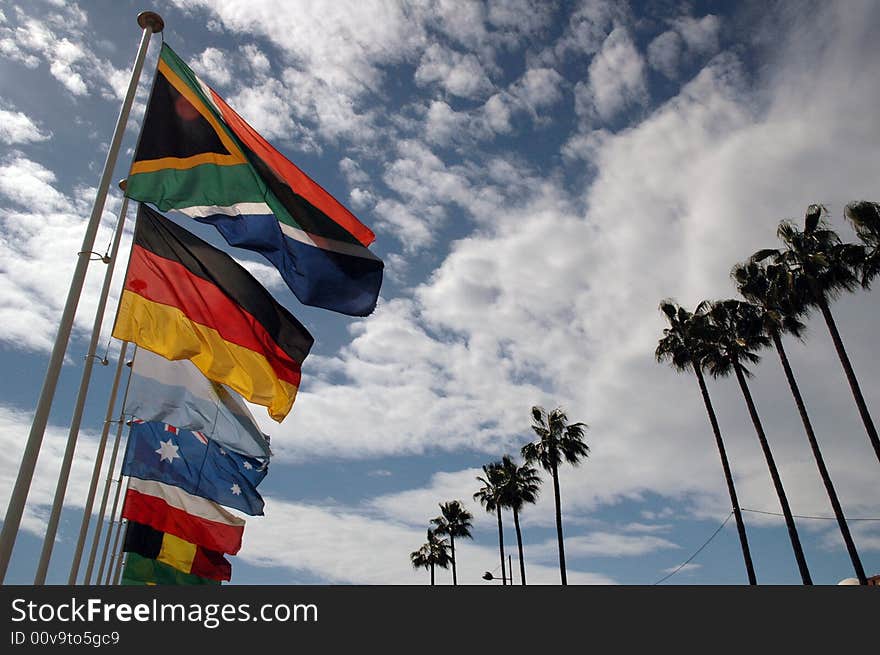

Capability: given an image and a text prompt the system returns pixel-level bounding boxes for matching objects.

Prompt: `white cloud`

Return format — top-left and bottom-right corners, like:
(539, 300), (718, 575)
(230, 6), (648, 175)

(529, 532), (680, 559)
(539, 0), (622, 65)
(647, 30), (682, 79)
(0, 7), (128, 101)
(0, 405), (105, 538)
(240, 492), (615, 584)
(0, 154), (125, 352)
(648, 14), (721, 79)
(577, 26), (648, 123)
(424, 99), (470, 146)
(510, 67), (565, 113)
(415, 44), (495, 100)
(673, 14), (721, 55)
(192, 47), (233, 87)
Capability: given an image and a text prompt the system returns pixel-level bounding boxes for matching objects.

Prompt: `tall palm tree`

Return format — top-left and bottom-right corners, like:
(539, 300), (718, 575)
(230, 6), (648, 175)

(734, 261), (867, 584)
(754, 205), (879, 465)
(410, 529), (451, 586)
(655, 300), (757, 585)
(474, 462), (509, 585)
(701, 298), (812, 585)
(844, 200), (880, 286)
(430, 500), (473, 586)
(497, 454), (541, 586)
(521, 406), (589, 585)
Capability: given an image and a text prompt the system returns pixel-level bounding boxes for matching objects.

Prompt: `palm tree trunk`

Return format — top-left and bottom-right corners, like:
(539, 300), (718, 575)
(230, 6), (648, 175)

(450, 534), (457, 586)
(496, 507), (507, 586)
(550, 453), (567, 585)
(693, 365), (757, 585)
(772, 331), (867, 583)
(512, 507), (526, 585)
(818, 298), (880, 465)
(733, 362), (812, 584)
(430, 562), (434, 586)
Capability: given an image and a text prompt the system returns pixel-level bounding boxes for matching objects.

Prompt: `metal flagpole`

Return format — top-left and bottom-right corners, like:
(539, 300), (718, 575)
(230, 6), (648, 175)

(112, 516), (130, 585)
(104, 519), (125, 585)
(99, 468), (130, 584)
(61, 341), (128, 584)
(82, 347), (136, 584)
(34, 191), (130, 585)
(0, 11), (164, 583)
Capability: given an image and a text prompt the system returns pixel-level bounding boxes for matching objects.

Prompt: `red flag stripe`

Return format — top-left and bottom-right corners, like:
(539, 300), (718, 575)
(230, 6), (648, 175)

(122, 485), (244, 555)
(209, 88), (376, 247)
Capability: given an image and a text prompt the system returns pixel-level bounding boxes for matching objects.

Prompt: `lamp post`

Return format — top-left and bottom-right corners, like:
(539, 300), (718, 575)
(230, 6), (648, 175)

(483, 556), (515, 584)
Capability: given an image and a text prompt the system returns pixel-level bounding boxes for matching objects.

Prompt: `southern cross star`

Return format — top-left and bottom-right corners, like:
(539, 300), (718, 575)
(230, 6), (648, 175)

(155, 439), (180, 463)
(230, 483), (242, 496)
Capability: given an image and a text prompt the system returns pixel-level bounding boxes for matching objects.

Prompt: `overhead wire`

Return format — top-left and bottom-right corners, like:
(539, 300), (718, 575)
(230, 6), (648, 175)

(653, 512), (733, 585)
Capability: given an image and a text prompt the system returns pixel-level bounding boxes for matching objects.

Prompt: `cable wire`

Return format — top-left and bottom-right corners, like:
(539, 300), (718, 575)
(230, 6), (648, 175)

(653, 512), (733, 585)
(741, 507), (880, 521)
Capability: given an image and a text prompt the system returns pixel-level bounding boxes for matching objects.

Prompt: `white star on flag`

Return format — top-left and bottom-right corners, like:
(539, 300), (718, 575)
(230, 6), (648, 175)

(155, 439), (180, 463)
(243, 461), (253, 470)
(230, 483), (242, 496)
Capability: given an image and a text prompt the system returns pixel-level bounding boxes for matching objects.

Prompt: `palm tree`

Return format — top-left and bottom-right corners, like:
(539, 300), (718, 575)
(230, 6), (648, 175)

(754, 205), (879, 465)
(656, 300), (757, 585)
(410, 529), (451, 586)
(734, 261), (867, 584)
(701, 298), (812, 584)
(474, 462), (509, 585)
(521, 406), (589, 585)
(497, 454), (541, 585)
(844, 200), (880, 286)
(430, 500), (473, 586)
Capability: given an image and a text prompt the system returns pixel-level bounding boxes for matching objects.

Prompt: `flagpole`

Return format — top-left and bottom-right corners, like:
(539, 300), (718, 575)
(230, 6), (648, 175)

(82, 346), (136, 584)
(112, 515), (130, 585)
(98, 465), (130, 584)
(33, 190), (131, 585)
(0, 11), (164, 584)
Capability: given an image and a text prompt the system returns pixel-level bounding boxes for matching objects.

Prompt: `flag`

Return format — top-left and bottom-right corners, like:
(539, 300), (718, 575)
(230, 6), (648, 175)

(126, 348), (271, 460)
(123, 420), (266, 516)
(124, 520), (231, 582)
(122, 477), (245, 554)
(121, 552), (219, 586)
(112, 203), (314, 422)
(126, 43), (384, 317)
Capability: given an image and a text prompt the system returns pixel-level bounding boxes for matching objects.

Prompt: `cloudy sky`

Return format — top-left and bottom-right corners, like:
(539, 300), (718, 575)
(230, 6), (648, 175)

(1, 0), (879, 585)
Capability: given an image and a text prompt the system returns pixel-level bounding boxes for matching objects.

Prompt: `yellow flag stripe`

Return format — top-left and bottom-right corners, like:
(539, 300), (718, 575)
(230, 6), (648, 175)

(157, 533), (198, 574)
(112, 290), (298, 421)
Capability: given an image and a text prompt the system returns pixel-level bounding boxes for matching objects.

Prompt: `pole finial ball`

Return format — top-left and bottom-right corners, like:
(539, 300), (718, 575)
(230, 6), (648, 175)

(137, 11), (164, 33)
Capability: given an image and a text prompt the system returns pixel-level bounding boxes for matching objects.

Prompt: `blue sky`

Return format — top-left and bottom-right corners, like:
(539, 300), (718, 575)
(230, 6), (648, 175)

(1, 0), (879, 585)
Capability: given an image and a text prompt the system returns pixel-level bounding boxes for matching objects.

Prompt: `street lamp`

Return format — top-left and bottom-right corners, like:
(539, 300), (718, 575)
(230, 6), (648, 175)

(482, 555), (514, 583)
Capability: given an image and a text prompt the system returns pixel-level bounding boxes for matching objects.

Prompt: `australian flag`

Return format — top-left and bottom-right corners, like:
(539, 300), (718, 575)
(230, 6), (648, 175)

(123, 420), (267, 515)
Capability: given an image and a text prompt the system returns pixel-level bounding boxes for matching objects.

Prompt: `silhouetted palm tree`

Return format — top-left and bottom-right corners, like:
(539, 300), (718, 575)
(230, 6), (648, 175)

(656, 300), (757, 585)
(474, 462), (509, 585)
(497, 454), (541, 585)
(521, 406), (589, 585)
(734, 261), (867, 584)
(430, 500), (473, 586)
(410, 529), (451, 586)
(754, 205), (879, 464)
(844, 200), (880, 286)
(702, 298), (812, 584)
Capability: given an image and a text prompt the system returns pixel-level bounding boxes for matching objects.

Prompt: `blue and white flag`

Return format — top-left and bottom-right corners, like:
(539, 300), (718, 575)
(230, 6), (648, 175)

(123, 420), (267, 516)
(125, 349), (271, 461)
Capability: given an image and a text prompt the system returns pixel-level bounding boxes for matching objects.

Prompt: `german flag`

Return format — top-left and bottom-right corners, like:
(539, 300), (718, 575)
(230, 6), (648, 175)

(124, 521), (231, 582)
(112, 203), (314, 421)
